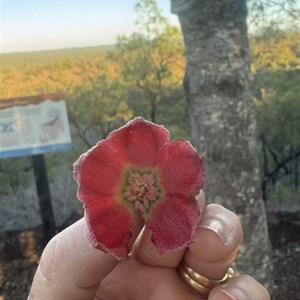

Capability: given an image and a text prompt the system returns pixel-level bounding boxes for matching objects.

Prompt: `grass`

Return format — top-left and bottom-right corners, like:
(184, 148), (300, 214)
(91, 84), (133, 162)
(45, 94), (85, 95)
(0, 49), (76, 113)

(0, 45), (115, 70)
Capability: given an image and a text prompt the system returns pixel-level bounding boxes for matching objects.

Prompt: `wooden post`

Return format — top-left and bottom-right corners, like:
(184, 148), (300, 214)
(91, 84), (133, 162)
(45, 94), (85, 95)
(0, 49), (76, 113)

(32, 154), (56, 245)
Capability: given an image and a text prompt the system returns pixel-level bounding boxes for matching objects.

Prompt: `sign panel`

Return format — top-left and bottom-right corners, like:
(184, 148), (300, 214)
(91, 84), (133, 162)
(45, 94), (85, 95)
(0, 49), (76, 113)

(0, 94), (72, 158)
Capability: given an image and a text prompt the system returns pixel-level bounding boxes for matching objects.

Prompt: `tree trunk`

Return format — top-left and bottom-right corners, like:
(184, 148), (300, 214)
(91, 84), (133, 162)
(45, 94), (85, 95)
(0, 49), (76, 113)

(261, 133), (269, 202)
(295, 157), (299, 191)
(150, 95), (157, 123)
(171, 0), (272, 287)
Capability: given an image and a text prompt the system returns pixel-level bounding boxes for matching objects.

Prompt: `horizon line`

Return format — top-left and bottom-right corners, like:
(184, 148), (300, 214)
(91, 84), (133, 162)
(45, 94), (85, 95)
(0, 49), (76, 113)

(0, 43), (116, 55)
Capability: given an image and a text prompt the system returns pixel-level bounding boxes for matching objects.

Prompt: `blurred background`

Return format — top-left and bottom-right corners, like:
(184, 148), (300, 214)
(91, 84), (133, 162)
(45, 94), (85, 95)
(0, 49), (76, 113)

(0, 0), (299, 299)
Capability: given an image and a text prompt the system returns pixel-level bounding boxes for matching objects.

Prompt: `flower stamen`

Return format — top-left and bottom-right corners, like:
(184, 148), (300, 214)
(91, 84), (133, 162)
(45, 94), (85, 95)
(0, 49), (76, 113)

(120, 167), (163, 217)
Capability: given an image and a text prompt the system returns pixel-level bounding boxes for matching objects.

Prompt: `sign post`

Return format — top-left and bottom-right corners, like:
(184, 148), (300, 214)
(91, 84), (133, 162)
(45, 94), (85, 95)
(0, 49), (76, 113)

(32, 153), (56, 245)
(0, 93), (72, 244)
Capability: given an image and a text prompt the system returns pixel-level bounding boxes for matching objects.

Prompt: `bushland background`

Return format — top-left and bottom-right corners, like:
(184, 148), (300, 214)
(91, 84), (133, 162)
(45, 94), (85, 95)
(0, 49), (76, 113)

(0, 0), (299, 299)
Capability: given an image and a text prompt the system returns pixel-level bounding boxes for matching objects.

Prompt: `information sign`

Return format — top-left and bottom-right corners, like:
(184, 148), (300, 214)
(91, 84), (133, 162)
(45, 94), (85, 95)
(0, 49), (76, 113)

(0, 94), (72, 158)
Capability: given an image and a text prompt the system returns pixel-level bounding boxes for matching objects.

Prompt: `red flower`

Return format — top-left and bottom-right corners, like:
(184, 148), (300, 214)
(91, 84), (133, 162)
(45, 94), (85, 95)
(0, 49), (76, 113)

(74, 117), (204, 259)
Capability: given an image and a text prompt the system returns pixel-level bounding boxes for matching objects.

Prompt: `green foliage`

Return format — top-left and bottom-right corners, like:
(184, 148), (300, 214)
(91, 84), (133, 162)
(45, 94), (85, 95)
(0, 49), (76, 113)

(110, 0), (184, 122)
(250, 29), (300, 73)
(267, 180), (300, 211)
(157, 86), (191, 140)
(254, 69), (300, 204)
(255, 70), (300, 151)
(69, 74), (133, 146)
(0, 45), (115, 70)
(135, 0), (168, 37)
(250, 28), (300, 207)
(247, 0), (300, 29)
(0, 157), (33, 195)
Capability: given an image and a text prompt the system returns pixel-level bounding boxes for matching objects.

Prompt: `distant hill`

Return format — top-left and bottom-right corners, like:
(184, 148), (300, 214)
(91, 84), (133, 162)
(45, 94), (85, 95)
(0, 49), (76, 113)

(0, 45), (115, 70)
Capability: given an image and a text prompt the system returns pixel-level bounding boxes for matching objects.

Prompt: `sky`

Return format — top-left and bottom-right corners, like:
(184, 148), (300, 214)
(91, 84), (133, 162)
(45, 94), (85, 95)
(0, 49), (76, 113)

(1, 0), (180, 54)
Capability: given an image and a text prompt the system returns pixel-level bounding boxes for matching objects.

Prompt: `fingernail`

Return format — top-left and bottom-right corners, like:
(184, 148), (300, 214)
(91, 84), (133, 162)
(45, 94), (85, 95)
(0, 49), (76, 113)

(198, 204), (242, 247)
(195, 190), (206, 212)
(198, 218), (229, 245)
(219, 286), (248, 300)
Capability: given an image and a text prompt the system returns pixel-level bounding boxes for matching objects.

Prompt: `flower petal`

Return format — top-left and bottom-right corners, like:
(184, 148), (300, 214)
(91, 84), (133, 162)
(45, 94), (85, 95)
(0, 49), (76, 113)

(73, 117), (206, 259)
(85, 199), (133, 260)
(146, 195), (200, 255)
(157, 139), (204, 197)
(74, 139), (127, 202)
(108, 117), (170, 167)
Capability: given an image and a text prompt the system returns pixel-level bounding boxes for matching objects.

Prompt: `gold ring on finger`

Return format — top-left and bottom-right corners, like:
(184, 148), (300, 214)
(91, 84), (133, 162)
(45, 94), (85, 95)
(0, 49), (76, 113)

(178, 260), (235, 296)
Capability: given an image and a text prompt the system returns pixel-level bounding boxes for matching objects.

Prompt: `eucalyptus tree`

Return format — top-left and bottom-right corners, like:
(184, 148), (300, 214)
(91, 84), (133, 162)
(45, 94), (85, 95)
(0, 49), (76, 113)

(170, 0), (273, 286)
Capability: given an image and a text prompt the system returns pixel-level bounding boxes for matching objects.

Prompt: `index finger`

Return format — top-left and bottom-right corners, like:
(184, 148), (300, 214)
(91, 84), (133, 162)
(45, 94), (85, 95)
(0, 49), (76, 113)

(28, 218), (118, 300)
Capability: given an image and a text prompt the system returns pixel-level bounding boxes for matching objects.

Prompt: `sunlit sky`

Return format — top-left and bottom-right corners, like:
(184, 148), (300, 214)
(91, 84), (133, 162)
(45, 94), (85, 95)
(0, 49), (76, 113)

(1, 0), (179, 53)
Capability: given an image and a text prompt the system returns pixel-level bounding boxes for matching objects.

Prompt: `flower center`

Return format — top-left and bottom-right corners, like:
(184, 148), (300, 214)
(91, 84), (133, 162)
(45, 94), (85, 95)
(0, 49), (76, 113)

(119, 167), (163, 217)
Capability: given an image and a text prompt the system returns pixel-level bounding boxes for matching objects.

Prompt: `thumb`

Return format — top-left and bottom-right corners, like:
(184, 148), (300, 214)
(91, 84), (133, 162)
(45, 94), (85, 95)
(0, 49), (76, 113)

(28, 218), (118, 300)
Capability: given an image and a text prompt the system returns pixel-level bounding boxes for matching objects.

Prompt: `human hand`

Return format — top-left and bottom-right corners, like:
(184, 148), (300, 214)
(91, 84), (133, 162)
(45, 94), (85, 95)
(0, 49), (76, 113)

(28, 192), (270, 300)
